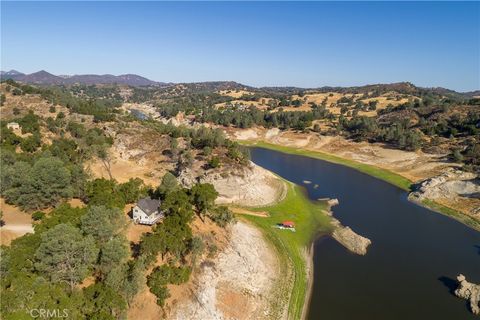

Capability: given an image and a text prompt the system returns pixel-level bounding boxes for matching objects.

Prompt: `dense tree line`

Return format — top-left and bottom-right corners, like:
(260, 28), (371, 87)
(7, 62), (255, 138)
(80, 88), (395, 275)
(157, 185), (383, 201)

(200, 105), (332, 130)
(337, 98), (479, 170)
(1, 116), (113, 209)
(338, 115), (423, 151)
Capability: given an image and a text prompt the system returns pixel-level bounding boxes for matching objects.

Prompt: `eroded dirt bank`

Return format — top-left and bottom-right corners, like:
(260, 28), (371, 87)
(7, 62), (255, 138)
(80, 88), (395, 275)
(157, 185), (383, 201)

(169, 221), (284, 320)
(179, 161), (287, 207)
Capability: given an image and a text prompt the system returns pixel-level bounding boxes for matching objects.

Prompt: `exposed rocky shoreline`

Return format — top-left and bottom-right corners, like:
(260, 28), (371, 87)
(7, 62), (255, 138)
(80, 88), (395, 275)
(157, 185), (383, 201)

(455, 274), (480, 316)
(325, 199), (372, 255)
(409, 169), (480, 217)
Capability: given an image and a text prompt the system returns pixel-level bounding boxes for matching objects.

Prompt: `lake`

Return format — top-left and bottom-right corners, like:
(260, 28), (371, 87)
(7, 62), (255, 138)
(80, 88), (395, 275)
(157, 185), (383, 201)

(250, 147), (480, 320)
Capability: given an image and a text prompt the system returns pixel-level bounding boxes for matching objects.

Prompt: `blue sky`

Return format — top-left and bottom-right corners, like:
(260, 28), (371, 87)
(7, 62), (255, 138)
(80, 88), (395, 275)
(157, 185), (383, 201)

(1, 1), (479, 91)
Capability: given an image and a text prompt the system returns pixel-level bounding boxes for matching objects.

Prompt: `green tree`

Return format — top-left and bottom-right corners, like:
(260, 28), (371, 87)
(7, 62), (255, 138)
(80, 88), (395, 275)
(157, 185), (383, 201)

(158, 172), (178, 197)
(451, 149), (464, 162)
(170, 137), (178, 154)
(31, 211), (46, 221)
(84, 178), (125, 208)
(4, 157), (74, 210)
(80, 205), (126, 244)
(19, 133), (41, 153)
(56, 111), (66, 119)
(209, 206), (235, 227)
(190, 183), (218, 221)
(189, 236), (205, 264)
(99, 235), (129, 276)
(34, 224), (98, 290)
(97, 147), (113, 180)
(117, 178), (145, 203)
(83, 283), (127, 319)
(202, 146), (212, 156)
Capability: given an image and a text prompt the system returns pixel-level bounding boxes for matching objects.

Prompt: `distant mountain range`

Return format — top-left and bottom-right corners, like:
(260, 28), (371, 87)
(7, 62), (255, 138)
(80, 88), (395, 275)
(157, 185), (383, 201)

(0, 70), (165, 86)
(1, 69), (478, 96)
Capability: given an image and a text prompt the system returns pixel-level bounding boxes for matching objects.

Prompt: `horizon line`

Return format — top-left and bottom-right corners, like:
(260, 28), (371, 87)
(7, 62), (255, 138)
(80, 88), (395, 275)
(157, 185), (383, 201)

(1, 68), (478, 93)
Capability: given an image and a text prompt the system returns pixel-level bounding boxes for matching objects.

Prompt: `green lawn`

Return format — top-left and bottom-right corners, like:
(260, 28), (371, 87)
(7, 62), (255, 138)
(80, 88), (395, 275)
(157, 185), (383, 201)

(242, 140), (413, 191)
(240, 183), (333, 320)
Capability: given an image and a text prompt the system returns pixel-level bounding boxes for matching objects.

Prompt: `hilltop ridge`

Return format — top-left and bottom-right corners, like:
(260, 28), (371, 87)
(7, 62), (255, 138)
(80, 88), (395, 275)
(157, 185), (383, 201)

(1, 69), (478, 96)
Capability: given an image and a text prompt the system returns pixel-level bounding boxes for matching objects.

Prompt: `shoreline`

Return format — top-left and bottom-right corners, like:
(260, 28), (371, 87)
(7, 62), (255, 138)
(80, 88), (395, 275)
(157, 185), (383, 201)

(242, 142), (478, 319)
(300, 243), (315, 320)
(240, 160), (373, 319)
(240, 182), (333, 320)
(413, 198), (480, 232)
(244, 140), (480, 232)
(239, 140), (412, 191)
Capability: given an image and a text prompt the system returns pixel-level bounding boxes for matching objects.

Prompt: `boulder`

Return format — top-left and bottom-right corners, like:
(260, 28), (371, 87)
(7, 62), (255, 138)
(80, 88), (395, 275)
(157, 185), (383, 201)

(455, 274), (480, 315)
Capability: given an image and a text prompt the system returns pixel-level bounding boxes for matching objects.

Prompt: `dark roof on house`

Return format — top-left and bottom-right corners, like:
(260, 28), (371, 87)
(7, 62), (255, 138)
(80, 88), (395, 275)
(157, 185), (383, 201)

(137, 197), (161, 216)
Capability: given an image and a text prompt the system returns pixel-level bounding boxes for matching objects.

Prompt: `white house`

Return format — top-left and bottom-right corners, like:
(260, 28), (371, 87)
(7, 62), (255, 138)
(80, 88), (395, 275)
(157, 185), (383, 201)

(7, 122), (20, 130)
(132, 197), (164, 225)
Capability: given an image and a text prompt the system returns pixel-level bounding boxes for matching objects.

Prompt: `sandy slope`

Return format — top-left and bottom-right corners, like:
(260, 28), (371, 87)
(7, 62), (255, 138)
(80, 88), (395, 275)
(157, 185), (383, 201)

(169, 221), (282, 320)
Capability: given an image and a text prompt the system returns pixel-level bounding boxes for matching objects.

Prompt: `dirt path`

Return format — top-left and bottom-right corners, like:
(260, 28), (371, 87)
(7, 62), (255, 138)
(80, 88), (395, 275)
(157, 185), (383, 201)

(229, 207), (269, 217)
(0, 198), (34, 245)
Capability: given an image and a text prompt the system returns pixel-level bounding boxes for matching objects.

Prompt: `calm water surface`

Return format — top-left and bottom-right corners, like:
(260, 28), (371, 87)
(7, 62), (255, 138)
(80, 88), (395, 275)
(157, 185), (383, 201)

(250, 147), (480, 320)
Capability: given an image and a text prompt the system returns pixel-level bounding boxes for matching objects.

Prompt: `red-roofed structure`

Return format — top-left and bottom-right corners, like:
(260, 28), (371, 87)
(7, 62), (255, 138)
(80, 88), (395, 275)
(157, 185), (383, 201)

(282, 221), (295, 228)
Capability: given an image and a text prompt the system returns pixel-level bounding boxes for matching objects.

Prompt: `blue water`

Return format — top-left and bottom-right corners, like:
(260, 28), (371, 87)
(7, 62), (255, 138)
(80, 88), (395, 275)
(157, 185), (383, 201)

(250, 147), (480, 320)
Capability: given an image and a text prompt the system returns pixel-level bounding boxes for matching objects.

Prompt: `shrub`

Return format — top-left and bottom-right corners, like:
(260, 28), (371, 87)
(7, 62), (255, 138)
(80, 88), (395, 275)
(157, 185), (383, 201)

(207, 156), (220, 168)
(32, 211), (45, 221)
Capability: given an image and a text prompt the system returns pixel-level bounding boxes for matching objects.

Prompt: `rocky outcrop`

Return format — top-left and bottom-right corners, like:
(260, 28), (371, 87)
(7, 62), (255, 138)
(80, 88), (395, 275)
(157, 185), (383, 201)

(332, 226), (372, 255)
(455, 274), (480, 315)
(409, 169), (480, 216)
(179, 162), (287, 207)
(324, 198), (372, 255)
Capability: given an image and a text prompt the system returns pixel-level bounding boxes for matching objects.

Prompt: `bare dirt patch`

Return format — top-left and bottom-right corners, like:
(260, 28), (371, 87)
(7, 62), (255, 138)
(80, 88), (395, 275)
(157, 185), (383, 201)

(217, 89), (254, 99)
(86, 123), (174, 186)
(169, 221), (281, 320)
(0, 198), (33, 245)
(127, 286), (164, 320)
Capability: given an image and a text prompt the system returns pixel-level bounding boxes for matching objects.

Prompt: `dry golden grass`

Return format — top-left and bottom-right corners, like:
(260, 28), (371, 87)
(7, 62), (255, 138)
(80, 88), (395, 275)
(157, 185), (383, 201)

(217, 89), (254, 98)
(215, 99), (271, 111)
